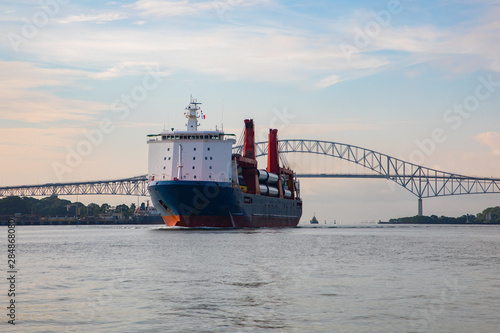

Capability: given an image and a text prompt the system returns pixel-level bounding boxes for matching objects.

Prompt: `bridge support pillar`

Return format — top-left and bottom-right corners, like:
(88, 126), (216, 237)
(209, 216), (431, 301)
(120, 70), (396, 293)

(418, 198), (423, 216)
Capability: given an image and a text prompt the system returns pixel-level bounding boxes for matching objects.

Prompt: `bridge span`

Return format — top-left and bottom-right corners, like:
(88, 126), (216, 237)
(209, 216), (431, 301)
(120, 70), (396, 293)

(0, 174), (387, 197)
(0, 175), (150, 198)
(237, 139), (500, 215)
(2, 139), (500, 216)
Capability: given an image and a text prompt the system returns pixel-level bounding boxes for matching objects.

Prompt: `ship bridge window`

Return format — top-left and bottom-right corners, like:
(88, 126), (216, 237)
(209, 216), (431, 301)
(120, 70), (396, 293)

(175, 135), (180, 139)
(162, 136), (166, 140)
(189, 135), (195, 139)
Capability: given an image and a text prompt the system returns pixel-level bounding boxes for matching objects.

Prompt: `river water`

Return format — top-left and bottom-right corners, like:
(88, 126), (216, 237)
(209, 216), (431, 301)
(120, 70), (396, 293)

(2, 224), (499, 332)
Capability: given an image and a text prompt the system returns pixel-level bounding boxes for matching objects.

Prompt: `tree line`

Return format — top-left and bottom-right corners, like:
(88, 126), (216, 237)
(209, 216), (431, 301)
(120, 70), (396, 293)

(388, 206), (500, 224)
(0, 196), (137, 218)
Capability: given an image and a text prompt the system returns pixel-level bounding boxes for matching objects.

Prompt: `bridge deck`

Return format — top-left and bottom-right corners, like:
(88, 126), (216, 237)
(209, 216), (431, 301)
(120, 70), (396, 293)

(2, 139), (500, 201)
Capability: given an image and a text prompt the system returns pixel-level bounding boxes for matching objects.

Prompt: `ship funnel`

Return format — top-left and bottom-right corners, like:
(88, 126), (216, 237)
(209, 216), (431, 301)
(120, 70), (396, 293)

(243, 119), (256, 159)
(267, 129), (279, 173)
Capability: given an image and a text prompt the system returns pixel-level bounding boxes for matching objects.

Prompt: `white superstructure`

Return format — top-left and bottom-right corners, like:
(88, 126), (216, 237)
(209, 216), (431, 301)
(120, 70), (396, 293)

(147, 98), (236, 182)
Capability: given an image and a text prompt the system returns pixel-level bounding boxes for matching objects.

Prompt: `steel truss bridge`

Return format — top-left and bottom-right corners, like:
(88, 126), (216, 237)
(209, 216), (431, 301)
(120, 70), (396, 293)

(0, 175), (150, 198)
(235, 139), (500, 215)
(2, 139), (500, 215)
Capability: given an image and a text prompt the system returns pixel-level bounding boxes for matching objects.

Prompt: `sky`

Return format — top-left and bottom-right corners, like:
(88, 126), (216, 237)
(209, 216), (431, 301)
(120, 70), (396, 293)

(1, 0), (500, 223)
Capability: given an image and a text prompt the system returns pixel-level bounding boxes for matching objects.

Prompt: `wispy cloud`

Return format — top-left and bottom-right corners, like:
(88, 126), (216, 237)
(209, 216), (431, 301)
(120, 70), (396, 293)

(0, 61), (108, 123)
(15, 25), (363, 88)
(338, 5), (500, 75)
(91, 61), (171, 79)
(130, 0), (271, 18)
(315, 74), (341, 89)
(0, 127), (81, 149)
(474, 132), (500, 155)
(1, 0), (500, 104)
(131, 0), (216, 17)
(2, 0), (496, 90)
(56, 11), (128, 24)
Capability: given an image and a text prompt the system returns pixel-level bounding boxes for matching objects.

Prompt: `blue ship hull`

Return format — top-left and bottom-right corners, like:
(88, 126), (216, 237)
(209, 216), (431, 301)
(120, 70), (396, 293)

(148, 180), (302, 227)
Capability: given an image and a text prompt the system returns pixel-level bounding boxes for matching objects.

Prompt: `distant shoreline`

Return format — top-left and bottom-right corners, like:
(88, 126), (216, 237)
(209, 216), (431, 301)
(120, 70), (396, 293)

(0, 218), (164, 226)
(378, 221), (500, 225)
(381, 208), (500, 225)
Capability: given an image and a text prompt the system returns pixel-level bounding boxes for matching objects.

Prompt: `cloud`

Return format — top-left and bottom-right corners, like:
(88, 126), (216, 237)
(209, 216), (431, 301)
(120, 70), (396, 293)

(3, 1), (500, 92)
(474, 132), (500, 155)
(315, 74), (341, 89)
(131, 0), (216, 17)
(0, 61), (108, 123)
(90, 61), (171, 79)
(56, 11), (128, 24)
(341, 6), (500, 74)
(0, 127), (80, 149)
(18, 23), (360, 87)
(130, 0), (270, 18)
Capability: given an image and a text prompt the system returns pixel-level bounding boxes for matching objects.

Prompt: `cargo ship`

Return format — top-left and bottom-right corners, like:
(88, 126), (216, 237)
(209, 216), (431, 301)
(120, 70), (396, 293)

(147, 97), (302, 227)
(134, 201), (163, 224)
